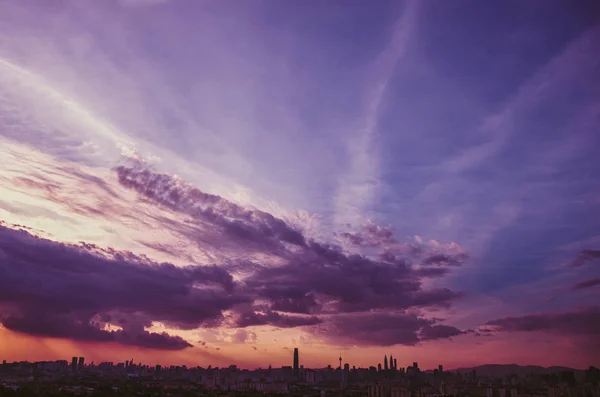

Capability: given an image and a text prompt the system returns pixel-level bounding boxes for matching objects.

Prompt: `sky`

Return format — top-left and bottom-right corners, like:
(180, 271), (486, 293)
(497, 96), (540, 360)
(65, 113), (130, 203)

(0, 0), (599, 370)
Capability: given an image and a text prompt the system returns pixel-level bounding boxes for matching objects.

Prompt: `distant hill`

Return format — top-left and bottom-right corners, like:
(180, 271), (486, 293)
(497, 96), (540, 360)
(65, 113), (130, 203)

(449, 364), (581, 378)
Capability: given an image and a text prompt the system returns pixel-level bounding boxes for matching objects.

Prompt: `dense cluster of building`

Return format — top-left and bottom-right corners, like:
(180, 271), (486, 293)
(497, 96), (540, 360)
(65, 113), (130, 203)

(1, 351), (599, 397)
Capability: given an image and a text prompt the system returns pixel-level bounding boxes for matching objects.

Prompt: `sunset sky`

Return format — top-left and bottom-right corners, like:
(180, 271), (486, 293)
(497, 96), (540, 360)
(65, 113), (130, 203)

(0, 0), (599, 370)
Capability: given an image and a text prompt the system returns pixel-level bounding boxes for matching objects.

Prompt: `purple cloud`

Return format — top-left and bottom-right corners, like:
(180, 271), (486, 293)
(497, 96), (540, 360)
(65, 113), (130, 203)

(314, 312), (467, 346)
(0, 224), (243, 349)
(233, 309), (323, 329)
(115, 164), (306, 252)
(113, 165), (468, 344)
(486, 306), (600, 360)
(419, 324), (466, 340)
(487, 306), (600, 336)
(0, 164), (469, 349)
(339, 223), (397, 248)
(0, 220), (467, 348)
(1, 310), (193, 350)
(571, 277), (600, 291)
(572, 250), (600, 267)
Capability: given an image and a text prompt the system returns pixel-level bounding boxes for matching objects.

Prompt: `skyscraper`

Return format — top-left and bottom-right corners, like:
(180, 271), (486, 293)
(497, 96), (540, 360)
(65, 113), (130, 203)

(394, 359), (397, 370)
(71, 357), (77, 372)
(78, 357), (84, 372)
(293, 348), (299, 376)
(384, 355), (388, 371)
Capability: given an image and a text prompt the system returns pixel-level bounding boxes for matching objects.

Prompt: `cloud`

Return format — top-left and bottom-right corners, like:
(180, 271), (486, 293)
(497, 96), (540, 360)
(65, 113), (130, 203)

(0, 161), (468, 349)
(113, 164), (467, 344)
(571, 277), (600, 291)
(232, 309), (323, 329)
(241, 242), (463, 316)
(1, 310), (193, 350)
(0, 212), (466, 348)
(339, 222), (397, 248)
(115, 162), (306, 256)
(314, 312), (467, 346)
(571, 250), (600, 267)
(487, 306), (600, 336)
(118, 0), (169, 7)
(486, 306), (600, 357)
(333, 0), (419, 225)
(419, 324), (467, 341)
(0, 224), (243, 349)
(231, 329), (257, 344)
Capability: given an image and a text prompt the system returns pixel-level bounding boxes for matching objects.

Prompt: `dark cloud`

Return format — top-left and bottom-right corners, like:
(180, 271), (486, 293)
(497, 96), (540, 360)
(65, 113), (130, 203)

(1, 310), (192, 350)
(420, 254), (464, 267)
(0, 225), (243, 350)
(0, 164), (470, 350)
(115, 164), (306, 252)
(419, 324), (466, 340)
(486, 306), (600, 359)
(233, 309), (323, 329)
(113, 164), (468, 345)
(314, 312), (467, 346)
(571, 250), (600, 267)
(339, 223), (397, 248)
(571, 277), (600, 291)
(474, 327), (495, 337)
(242, 243), (462, 317)
(487, 306), (600, 335)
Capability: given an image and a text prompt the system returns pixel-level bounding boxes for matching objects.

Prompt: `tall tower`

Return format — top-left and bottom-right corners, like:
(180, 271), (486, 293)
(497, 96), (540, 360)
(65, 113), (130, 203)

(338, 353), (342, 370)
(293, 348), (299, 376)
(390, 354), (394, 370)
(384, 355), (388, 371)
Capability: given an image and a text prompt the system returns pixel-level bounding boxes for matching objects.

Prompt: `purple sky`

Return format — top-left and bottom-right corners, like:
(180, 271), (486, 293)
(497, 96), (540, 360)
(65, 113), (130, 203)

(0, 0), (599, 368)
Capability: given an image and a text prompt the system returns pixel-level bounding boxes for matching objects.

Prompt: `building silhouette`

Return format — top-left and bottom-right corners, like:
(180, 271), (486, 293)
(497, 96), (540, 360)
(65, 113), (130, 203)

(77, 357), (84, 372)
(293, 348), (299, 376)
(70, 357), (77, 372)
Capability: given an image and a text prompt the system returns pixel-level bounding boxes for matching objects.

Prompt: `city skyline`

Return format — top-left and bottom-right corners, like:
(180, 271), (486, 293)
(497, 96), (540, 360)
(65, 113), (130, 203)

(0, 349), (583, 374)
(1, 0), (600, 371)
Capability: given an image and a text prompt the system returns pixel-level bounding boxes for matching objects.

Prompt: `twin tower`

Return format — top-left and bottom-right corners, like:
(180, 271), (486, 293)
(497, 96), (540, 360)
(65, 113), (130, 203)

(384, 354), (397, 371)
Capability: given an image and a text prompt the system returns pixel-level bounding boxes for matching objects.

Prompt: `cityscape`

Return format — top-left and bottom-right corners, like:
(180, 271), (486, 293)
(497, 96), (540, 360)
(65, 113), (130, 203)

(1, 348), (599, 396)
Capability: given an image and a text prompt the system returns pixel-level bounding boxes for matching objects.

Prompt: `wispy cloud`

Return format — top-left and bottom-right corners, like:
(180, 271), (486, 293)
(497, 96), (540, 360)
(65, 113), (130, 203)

(333, 0), (419, 227)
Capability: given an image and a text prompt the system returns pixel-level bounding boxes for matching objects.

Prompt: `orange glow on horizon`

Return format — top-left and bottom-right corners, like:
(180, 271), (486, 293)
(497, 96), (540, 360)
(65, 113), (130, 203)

(0, 328), (592, 370)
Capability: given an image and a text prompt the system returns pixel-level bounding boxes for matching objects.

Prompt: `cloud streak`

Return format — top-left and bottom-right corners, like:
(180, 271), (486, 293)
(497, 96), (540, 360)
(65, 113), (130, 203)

(333, 0), (419, 226)
(571, 277), (600, 291)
